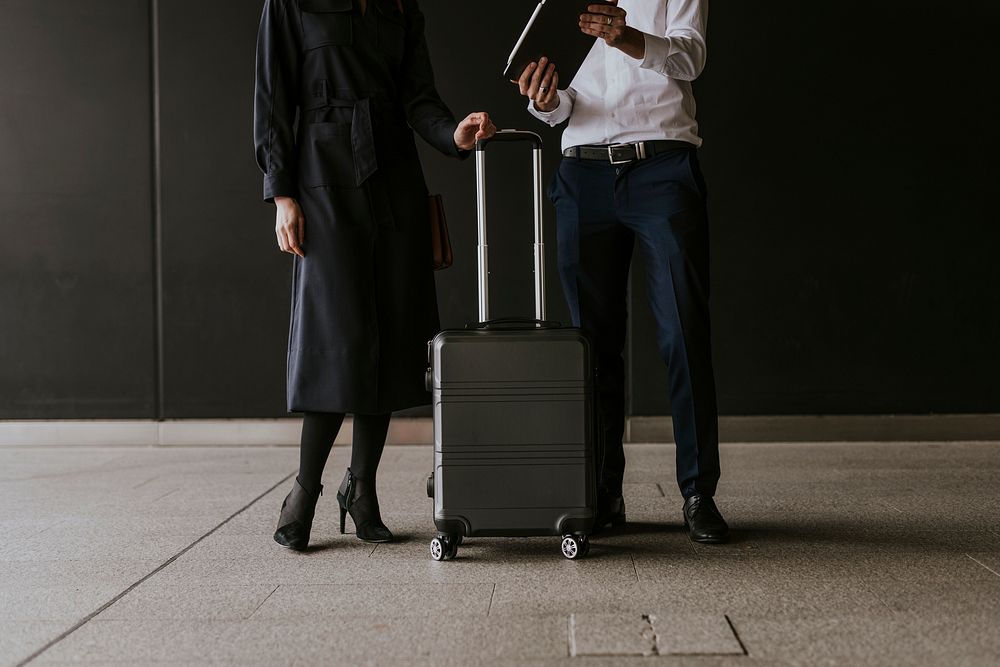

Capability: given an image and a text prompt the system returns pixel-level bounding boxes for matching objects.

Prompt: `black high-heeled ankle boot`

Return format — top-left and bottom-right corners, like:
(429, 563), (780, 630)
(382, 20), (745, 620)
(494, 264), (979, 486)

(273, 477), (322, 551)
(336, 468), (392, 543)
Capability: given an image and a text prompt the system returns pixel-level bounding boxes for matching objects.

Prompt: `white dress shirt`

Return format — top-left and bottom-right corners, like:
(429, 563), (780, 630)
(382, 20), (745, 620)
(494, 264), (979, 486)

(528, 0), (708, 151)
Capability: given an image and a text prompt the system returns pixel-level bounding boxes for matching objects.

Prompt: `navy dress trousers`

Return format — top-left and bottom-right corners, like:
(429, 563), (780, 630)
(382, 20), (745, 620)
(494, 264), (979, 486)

(549, 147), (721, 499)
(253, 0), (466, 414)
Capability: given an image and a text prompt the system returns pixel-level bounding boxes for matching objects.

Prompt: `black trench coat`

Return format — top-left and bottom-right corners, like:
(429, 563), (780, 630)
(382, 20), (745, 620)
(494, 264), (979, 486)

(253, 0), (465, 414)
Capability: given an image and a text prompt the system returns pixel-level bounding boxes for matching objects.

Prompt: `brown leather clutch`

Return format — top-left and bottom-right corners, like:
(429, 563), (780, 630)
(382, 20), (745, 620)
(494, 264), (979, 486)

(428, 193), (453, 271)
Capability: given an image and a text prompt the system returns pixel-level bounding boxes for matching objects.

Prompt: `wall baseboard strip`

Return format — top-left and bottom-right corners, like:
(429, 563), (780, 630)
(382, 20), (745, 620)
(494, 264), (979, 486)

(1, 415), (998, 447)
(628, 414), (1000, 444)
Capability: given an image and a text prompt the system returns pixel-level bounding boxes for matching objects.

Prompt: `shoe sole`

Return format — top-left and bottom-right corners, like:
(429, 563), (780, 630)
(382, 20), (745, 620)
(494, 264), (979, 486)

(684, 519), (729, 544)
(274, 539), (308, 551)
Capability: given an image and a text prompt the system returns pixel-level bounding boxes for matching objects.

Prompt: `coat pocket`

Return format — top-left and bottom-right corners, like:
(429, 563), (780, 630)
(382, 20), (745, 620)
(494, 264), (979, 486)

(300, 0), (353, 50)
(302, 122), (357, 188)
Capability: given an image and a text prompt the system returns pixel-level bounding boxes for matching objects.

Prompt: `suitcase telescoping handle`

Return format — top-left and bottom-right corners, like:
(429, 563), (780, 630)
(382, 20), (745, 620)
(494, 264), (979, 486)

(474, 129), (546, 324)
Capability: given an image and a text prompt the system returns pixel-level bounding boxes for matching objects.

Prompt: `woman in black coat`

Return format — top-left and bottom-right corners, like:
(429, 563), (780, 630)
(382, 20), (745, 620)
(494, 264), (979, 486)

(254, 0), (495, 550)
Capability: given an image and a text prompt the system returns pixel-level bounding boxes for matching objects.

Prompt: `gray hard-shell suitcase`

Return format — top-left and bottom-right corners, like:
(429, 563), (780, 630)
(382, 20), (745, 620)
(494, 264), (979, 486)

(425, 130), (597, 561)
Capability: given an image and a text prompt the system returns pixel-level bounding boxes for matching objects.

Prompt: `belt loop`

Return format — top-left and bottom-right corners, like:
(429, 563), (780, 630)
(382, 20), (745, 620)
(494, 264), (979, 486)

(636, 141), (647, 160)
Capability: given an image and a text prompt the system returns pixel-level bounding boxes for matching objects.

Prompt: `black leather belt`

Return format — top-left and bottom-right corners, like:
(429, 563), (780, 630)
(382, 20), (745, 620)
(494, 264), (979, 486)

(563, 140), (695, 164)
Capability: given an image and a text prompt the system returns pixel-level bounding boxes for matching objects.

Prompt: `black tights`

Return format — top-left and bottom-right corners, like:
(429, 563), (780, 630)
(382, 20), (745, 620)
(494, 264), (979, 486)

(296, 411), (391, 496)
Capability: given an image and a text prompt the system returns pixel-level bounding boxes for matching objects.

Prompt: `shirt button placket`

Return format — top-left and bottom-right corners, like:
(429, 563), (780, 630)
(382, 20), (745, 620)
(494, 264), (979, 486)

(605, 48), (617, 143)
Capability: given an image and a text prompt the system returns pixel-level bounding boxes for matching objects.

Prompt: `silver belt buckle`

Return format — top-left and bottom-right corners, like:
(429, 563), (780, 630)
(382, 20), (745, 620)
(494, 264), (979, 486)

(607, 142), (646, 165)
(607, 143), (634, 165)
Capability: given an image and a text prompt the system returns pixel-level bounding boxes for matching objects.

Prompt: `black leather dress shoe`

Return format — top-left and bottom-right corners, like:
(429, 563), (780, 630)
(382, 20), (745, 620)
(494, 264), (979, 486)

(594, 493), (627, 533)
(683, 494), (729, 543)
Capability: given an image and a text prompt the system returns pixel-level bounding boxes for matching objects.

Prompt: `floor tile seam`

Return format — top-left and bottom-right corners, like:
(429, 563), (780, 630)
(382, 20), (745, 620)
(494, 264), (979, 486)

(856, 578), (899, 615)
(150, 488), (179, 502)
(965, 554), (1000, 579)
(0, 455), (197, 484)
(130, 475), (160, 490)
(0, 462), (281, 487)
(880, 500), (905, 514)
(12, 469), (296, 667)
(271, 581), (500, 590)
(723, 614), (750, 656)
(247, 584), (281, 620)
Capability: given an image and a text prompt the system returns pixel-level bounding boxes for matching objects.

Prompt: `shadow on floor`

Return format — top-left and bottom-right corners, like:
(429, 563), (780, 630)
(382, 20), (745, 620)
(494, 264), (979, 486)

(588, 517), (983, 557)
(603, 520), (686, 537)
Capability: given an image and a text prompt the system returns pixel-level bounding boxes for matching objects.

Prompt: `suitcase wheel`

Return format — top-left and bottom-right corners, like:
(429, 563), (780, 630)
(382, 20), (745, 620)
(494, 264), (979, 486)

(430, 535), (459, 561)
(561, 534), (589, 560)
(426, 473), (434, 498)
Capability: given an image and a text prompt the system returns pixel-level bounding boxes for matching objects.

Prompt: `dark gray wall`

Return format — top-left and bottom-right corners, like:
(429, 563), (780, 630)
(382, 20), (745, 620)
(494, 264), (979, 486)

(0, 1), (156, 418)
(630, 1), (1000, 414)
(1, 0), (997, 419)
(157, 1), (289, 417)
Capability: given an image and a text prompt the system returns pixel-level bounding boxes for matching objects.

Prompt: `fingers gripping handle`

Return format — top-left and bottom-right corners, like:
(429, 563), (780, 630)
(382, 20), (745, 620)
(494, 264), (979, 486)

(475, 130), (547, 324)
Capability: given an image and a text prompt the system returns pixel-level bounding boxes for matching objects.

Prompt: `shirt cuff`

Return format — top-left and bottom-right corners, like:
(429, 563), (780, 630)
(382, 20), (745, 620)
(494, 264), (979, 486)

(527, 90), (572, 126)
(639, 31), (671, 75)
(263, 172), (297, 204)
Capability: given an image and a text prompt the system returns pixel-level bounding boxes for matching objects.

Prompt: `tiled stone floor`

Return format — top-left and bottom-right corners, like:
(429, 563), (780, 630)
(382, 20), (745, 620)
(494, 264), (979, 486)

(2, 441), (999, 666)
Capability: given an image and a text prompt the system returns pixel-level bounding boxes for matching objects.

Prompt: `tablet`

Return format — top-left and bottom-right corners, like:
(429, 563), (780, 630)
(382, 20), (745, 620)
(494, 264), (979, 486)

(502, 0), (612, 83)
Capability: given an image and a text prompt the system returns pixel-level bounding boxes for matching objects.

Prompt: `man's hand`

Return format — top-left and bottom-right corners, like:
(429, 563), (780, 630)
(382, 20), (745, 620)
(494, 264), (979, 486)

(514, 56), (560, 113)
(274, 196), (305, 258)
(580, 1), (645, 59)
(454, 112), (497, 151)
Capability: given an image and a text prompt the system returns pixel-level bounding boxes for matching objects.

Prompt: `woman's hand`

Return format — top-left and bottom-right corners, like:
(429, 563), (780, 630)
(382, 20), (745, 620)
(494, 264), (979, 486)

(515, 57), (560, 113)
(579, 1), (645, 59)
(274, 196), (305, 258)
(454, 112), (497, 151)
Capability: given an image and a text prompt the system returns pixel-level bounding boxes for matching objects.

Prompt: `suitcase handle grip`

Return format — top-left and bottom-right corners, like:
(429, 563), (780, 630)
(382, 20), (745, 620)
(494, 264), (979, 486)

(475, 130), (543, 151)
(466, 317), (563, 331)
(475, 129), (547, 323)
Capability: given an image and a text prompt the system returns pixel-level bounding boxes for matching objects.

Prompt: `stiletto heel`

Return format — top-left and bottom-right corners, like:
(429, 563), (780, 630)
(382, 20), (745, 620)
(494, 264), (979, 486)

(273, 477), (322, 551)
(336, 468), (393, 543)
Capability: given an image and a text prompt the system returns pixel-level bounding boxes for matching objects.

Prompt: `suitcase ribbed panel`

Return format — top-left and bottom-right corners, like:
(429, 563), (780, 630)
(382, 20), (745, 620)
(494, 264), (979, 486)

(436, 397), (586, 447)
(430, 328), (596, 537)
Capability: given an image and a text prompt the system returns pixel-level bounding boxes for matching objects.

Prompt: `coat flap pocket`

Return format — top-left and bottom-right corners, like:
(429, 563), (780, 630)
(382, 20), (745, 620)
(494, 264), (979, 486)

(300, 0), (353, 48)
(300, 0), (352, 13)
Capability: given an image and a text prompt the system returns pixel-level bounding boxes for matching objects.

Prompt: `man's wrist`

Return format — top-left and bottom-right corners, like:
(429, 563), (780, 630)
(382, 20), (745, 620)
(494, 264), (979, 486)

(533, 97), (561, 114)
(618, 27), (647, 60)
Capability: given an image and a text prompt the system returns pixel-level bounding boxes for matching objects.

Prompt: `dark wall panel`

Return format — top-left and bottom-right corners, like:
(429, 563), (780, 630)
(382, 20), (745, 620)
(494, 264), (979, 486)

(630, 1), (1000, 415)
(157, 1), (289, 417)
(0, 1), (155, 418)
(1, 0), (997, 419)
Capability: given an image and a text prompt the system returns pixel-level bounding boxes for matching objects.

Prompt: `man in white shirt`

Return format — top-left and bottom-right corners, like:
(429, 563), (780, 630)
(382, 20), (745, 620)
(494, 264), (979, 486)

(516, 0), (728, 543)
